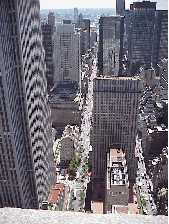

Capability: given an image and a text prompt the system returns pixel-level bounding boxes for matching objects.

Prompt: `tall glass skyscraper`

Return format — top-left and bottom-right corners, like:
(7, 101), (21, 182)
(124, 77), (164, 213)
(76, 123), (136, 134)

(98, 16), (124, 77)
(116, 0), (125, 16)
(0, 0), (56, 209)
(130, 1), (156, 74)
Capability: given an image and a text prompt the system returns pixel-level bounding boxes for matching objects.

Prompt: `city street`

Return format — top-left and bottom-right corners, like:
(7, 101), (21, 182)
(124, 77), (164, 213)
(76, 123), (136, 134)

(136, 136), (156, 215)
(57, 57), (97, 212)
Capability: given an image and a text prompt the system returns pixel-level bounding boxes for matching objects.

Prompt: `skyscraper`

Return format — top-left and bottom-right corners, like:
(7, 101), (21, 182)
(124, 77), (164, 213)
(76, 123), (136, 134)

(53, 24), (81, 87)
(153, 10), (168, 71)
(92, 77), (140, 186)
(0, 0), (56, 208)
(116, 0), (125, 16)
(130, 1), (156, 74)
(74, 8), (78, 23)
(41, 22), (54, 91)
(76, 15), (91, 55)
(48, 11), (56, 34)
(98, 16), (124, 76)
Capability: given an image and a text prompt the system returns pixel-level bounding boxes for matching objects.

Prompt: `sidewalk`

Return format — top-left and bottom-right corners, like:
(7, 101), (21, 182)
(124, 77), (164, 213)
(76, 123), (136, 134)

(128, 184), (139, 214)
(62, 185), (69, 211)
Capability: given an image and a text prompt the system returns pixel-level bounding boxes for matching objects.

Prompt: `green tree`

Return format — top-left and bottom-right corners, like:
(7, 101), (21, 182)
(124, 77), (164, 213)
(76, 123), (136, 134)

(80, 190), (85, 199)
(68, 165), (77, 176)
(48, 201), (53, 207)
(70, 190), (74, 199)
(68, 157), (78, 175)
(79, 199), (84, 207)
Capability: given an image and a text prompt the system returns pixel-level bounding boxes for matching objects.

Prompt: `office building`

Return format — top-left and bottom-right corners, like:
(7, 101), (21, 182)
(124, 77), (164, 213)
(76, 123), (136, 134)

(48, 11), (56, 34)
(98, 16), (124, 76)
(153, 10), (168, 71)
(53, 24), (81, 87)
(74, 7), (78, 23)
(83, 19), (90, 52)
(116, 0), (125, 16)
(92, 77), (140, 186)
(60, 125), (80, 162)
(130, 1), (156, 74)
(76, 15), (90, 55)
(105, 144), (129, 213)
(90, 31), (97, 48)
(41, 22), (54, 91)
(0, 0), (56, 208)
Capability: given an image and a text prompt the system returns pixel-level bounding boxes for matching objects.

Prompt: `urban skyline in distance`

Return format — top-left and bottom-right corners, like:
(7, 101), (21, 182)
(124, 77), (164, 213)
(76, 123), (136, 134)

(40, 0), (168, 10)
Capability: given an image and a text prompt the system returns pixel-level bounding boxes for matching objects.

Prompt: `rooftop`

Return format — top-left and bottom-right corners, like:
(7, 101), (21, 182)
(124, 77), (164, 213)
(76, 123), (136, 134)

(0, 208), (168, 224)
(95, 76), (140, 80)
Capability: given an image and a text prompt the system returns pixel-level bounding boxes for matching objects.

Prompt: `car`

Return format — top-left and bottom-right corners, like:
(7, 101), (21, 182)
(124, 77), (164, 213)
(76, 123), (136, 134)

(42, 201), (48, 209)
(60, 169), (65, 176)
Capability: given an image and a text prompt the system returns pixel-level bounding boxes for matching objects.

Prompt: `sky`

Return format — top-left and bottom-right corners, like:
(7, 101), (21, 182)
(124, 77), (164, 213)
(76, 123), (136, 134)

(40, 0), (168, 10)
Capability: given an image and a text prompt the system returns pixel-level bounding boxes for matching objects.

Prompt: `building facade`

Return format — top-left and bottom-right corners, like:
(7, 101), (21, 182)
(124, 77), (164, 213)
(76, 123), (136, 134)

(98, 16), (124, 76)
(130, 1), (156, 74)
(153, 10), (168, 71)
(0, 0), (56, 209)
(48, 11), (56, 34)
(53, 24), (81, 87)
(92, 77), (140, 184)
(116, 0), (125, 16)
(49, 84), (82, 133)
(60, 125), (80, 162)
(74, 8), (78, 23)
(41, 22), (54, 91)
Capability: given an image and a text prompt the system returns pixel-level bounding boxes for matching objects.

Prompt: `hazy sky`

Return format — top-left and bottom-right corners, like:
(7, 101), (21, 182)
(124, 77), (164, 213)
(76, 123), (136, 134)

(40, 0), (168, 10)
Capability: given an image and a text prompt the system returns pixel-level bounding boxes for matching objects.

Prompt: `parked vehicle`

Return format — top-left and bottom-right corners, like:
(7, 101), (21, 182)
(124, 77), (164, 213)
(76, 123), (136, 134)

(60, 169), (65, 176)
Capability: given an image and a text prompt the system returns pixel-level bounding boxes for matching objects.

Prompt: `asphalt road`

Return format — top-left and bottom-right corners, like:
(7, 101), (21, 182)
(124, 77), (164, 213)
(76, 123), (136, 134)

(136, 137), (156, 215)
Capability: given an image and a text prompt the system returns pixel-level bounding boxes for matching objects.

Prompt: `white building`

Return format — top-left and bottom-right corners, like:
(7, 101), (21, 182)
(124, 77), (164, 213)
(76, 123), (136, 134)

(53, 24), (81, 87)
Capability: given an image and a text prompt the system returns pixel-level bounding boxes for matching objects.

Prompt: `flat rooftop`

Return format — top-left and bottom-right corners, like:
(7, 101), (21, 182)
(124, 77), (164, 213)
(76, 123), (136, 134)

(0, 208), (168, 224)
(95, 76), (140, 80)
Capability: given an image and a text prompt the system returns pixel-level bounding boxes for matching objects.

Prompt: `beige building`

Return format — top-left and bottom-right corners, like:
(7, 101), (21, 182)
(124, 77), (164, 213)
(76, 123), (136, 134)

(91, 77), (141, 185)
(60, 125), (80, 162)
(105, 144), (129, 213)
(53, 24), (81, 87)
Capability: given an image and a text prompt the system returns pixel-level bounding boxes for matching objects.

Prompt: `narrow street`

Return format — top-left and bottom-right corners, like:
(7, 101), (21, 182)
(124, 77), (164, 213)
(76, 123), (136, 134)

(136, 136), (156, 215)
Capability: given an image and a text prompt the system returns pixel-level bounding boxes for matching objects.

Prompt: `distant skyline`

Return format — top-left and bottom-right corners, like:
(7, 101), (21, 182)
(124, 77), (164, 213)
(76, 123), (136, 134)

(40, 0), (168, 10)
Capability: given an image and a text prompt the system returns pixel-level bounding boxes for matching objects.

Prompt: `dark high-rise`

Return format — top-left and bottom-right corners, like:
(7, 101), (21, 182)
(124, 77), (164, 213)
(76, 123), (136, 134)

(130, 1), (156, 75)
(153, 10), (168, 71)
(98, 16), (124, 76)
(76, 15), (90, 55)
(48, 11), (56, 34)
(74, 8), (78, 23)
(116, 0), (125, 16)
(0, 0), (56, 209)
(41, 22), (54, 91)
